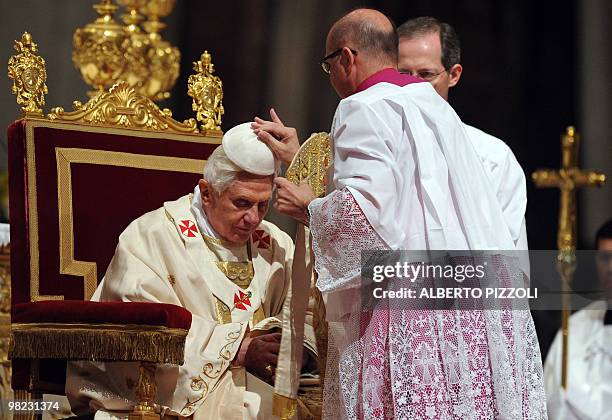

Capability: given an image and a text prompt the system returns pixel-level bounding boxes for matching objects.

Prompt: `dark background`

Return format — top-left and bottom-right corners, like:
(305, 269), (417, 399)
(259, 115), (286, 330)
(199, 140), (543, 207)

(1, 0), (611, 357)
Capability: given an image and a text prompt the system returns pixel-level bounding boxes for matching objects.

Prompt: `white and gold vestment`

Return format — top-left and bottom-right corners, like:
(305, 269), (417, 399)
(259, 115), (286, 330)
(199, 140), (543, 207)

(66, 193), (315, 419)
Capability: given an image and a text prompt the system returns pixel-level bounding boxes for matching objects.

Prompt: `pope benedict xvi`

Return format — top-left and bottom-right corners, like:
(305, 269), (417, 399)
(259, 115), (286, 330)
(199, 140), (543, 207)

(65, 123), (316, 419)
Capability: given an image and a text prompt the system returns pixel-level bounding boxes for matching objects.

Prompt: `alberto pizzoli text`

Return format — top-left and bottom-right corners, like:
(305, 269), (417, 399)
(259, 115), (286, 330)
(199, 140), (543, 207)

(372, 287), (537, 300)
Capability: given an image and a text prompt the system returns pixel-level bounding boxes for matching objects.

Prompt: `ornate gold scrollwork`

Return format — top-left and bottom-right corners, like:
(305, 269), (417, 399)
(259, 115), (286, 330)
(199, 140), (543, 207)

(183, 326), (242, 415)
(188, 51), (224, 136)
(215, 261), (254, 288)
(7, 32), (48, 116)
(285, 132), (332, 198)
(48, 81), (198, 134)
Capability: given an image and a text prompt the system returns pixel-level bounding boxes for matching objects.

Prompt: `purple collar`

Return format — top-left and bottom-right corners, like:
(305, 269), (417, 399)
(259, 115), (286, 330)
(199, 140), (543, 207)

(355, 68), (423, 94)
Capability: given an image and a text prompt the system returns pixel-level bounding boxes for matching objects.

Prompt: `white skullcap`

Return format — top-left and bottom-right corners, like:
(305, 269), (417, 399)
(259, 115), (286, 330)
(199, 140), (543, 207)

(221, 122), (278, 175)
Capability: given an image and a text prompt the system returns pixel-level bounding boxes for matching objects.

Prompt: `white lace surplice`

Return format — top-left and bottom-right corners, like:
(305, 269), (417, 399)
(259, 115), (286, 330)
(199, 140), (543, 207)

(309, 82), (547, 419)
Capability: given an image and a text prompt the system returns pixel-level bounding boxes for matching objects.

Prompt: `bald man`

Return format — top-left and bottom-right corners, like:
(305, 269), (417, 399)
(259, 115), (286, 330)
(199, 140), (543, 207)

(254, 8), (546, 420)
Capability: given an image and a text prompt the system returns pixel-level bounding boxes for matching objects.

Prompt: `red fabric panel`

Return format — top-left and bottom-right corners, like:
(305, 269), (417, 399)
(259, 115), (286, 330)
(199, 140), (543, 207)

(13, 300), (192, 330)
(7, 120), (29, 306)
(8, 123), (218, 304)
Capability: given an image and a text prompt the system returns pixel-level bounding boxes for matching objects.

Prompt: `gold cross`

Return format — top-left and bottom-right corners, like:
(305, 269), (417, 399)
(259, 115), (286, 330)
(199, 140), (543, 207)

(532, 126), (606, 389)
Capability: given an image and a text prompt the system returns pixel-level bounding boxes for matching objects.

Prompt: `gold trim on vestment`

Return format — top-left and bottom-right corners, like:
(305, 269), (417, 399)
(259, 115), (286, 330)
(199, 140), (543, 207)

(252, 306), (266, 326)
(24, 118), (219, 302)
(214, 300), (232, 325)
(200, 234), (260, 326)
(215, 261), (254, 288)
(200, 231), (235, 248)
(273, 393), (298, 420)
(10, 323), (188, 364)
(182, 325), (242, 415)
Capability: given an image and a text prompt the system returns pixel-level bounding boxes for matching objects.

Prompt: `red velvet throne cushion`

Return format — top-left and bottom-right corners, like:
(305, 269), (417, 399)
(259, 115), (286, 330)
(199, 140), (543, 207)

(13, 301), (192, 329)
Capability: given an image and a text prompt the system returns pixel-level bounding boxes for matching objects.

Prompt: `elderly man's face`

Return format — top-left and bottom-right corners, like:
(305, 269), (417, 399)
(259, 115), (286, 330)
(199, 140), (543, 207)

(398, 31), (461, 101)
(200, 173), (273, 245)
(596, 238), (612, 300)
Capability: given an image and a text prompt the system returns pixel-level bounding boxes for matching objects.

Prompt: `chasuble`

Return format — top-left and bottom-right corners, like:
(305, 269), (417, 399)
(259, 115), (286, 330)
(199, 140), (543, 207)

(66, 193), (316, 419)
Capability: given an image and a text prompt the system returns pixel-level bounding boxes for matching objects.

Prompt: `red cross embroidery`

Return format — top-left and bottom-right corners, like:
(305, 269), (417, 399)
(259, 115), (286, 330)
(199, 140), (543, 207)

(179, 220), (198, 238)
(233, 290), (252, 311)
(252, 229), (270, 249)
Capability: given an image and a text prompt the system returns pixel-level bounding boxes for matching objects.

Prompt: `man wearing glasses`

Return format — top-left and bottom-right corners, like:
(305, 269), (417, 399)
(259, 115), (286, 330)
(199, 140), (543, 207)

(398, 17), (462, 102)
(254, 8), (546, 419)
(398, 17), (528, 253)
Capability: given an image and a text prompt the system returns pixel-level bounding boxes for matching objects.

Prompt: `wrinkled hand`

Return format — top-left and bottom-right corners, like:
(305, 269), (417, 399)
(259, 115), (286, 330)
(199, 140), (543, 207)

(252, 108), (300, 166)
(274, 177), (315, 225)
(244, 332), (281, 384)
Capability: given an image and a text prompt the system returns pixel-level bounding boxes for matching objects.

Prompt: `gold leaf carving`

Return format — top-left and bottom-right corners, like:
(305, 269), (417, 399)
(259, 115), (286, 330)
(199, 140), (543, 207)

(188, 51), (224, 136)
(48, 81), (198, 134)
(7, 32), (48, 116)
(286, 132), (332, 198)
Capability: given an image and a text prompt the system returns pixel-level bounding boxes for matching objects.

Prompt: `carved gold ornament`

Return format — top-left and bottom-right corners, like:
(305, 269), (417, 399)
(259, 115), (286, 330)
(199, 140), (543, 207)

(285, 132), (332, 197)
(117, 0), (152, 91)
(48, 81), (198, 133)
(131, 362), (158, 419)
(72, 0), (180, 102)
(72, 0), (129, 97)
(138, 0), (180, 101)
(188, 51), (224, 136)
(7, 32), (48, 116)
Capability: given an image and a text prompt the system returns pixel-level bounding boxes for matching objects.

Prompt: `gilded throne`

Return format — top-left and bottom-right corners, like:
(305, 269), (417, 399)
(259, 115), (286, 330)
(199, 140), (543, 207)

(5, 1), (225, 417)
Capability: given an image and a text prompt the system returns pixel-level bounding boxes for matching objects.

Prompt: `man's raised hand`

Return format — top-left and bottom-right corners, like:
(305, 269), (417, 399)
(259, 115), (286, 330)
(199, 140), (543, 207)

(252, 108), (300, 166)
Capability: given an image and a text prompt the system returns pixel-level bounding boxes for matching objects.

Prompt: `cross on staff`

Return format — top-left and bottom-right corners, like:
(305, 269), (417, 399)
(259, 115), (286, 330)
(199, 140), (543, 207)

(532, 126), (606, 389)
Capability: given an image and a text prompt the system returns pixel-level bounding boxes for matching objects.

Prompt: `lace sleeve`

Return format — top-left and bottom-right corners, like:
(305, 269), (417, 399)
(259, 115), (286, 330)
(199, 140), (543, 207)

(309, 187), (387, 292)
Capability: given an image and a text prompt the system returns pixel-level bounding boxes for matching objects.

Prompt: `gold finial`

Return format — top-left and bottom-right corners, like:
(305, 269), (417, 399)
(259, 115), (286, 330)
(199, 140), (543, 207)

(7, 32), (48, 116)
(117, 0), (152, 90)
(137, 0), (180, 101)
(187, 51), (224, 136)
(72, 0), (129, 97)
(140, 0), (176, 38)
(117, 0), (147, 31)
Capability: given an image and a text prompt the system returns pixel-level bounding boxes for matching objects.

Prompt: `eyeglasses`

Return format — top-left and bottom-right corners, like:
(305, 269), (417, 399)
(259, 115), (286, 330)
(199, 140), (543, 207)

(400, 68), (448, 81)
(320, 48), (357, 74)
